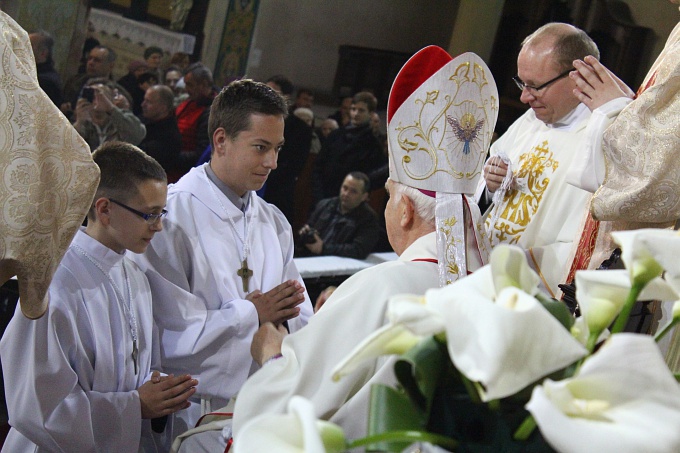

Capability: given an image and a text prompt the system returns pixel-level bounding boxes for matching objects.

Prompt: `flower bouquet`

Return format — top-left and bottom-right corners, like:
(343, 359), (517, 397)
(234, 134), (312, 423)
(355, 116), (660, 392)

(236, 229), (680, 452)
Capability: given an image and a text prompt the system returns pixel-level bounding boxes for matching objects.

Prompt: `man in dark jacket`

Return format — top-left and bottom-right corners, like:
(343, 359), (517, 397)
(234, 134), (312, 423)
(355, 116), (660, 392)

(139, 85), (182, 181)
(29, 31), (63, 107)
(313, 92), (386, 204)
(297, 171), (380, 259)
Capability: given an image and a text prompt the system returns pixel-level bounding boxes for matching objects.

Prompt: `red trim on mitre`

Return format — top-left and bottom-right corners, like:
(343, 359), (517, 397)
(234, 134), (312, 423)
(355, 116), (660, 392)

(387, 46), (453, 123)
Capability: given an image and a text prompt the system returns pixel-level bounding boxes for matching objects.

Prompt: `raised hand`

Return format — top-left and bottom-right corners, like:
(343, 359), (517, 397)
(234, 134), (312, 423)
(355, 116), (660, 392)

(571, 55), (635, 111)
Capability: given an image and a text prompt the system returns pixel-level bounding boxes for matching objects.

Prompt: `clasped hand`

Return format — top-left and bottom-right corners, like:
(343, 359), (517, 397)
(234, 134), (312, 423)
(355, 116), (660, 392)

(138, 371), (197, 419)
(246, 280), (306, 325)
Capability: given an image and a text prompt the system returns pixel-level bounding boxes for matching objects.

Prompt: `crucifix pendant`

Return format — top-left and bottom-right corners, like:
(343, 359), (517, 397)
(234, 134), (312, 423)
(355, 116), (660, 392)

(237, 258), (253, 292)
(132, 340), (138, 375)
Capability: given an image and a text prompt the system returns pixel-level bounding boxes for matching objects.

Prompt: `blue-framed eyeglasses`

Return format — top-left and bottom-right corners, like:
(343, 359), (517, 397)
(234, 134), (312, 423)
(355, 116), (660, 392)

(110, 199), (167, 225)
(512, 68), (572, 93)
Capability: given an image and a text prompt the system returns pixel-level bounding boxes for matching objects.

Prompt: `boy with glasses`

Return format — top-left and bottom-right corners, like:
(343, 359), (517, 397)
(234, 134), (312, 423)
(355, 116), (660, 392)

(0, 142), (197, 452)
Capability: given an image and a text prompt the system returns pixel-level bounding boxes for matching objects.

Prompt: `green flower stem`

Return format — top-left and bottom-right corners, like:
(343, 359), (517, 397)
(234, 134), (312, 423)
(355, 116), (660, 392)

(459, 371), (482, 404)
(610, 282), (645, 334)
(585, 331), (600, 354)
(655, 318), (680, 342)
(675, 373), (680, 383)
(513, 414), (537, 441)
(347, 430), (459, 451)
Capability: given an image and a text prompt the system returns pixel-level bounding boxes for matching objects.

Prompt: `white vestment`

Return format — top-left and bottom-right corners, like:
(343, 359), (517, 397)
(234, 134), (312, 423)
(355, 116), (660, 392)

(233, 232), (446, 440)
(475, 106), (593, 298)
(0, 229), (160, 453)
(131, 164), (313, 433)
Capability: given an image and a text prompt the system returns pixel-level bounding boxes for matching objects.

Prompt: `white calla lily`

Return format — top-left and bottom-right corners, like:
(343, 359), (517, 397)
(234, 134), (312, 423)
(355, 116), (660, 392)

(635, 229), (680, 294)
(332, 323), (423, 381)
(386, 294), (447, 335)
(332, 294), (446, 381)
(576, 270), (677, 339)
(611, 230), (665, 286)
(570, 316), (609, 347)
(526, 334), (680, 453)
(490, 244), (540, 295)
(429, 276), (587, 401)
(234, 396), (346, 453)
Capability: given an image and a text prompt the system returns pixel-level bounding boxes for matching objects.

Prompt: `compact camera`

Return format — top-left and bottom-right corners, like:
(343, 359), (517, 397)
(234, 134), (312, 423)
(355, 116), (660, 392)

(300, 228), (319, 244)
(81, 86), (95, 103)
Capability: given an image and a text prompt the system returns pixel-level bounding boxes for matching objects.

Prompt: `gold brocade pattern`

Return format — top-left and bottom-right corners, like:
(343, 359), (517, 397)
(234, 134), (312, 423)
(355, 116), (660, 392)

(487, 140), (558, 245)
(592, 21), (680, 226)
(0, 12), (100, 319)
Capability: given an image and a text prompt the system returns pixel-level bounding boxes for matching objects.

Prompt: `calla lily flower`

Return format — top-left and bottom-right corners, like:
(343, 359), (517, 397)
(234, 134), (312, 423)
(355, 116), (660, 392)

(490, 244), (540, 295)
(611, 230), (667, 287)
(526, 334), (680, 453)
(332, 323), (423, 381)
(633, 229), (680, 294)
(234, 396), (346, 453)
(331, 294), (446, 380)
(570, 316), (609, 347)
(575, 270), (676, 337)
(334, 245), (587, 400)
(429, 269), (586, 401)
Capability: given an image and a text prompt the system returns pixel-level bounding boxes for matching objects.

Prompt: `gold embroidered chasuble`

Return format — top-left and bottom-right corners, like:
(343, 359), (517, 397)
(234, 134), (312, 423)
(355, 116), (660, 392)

(0, 12), (100, 318)
(592, 21), (680, 226)
(479, 108), (592, 297)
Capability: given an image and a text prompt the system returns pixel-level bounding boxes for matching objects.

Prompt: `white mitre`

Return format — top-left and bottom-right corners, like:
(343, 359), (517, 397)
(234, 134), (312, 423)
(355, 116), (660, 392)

(387, 46), (498, 285)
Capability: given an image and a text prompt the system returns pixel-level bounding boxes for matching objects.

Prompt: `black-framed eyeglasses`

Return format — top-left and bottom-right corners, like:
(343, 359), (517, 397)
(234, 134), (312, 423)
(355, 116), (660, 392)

(110, 199), (167, 225)
(512, 68), (572, 93)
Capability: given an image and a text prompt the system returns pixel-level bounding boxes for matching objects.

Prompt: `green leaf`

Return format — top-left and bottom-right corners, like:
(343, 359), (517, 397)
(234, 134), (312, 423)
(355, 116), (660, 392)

(367, 384), (427, 452)
(536, 292), (574, 330)
(393, 336), (447, 412)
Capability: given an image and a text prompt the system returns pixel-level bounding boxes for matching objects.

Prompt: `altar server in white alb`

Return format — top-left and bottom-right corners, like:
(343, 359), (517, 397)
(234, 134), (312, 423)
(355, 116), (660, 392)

(132, 79), (314, 434)
(227, 46), (497, 445)
(475, 22), (615, 298)
(0, 142), (198, 452)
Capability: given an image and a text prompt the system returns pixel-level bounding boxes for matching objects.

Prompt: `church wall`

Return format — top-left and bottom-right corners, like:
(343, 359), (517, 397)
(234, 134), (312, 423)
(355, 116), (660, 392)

(622, 0), (678, 78)
(203, 0), (460, 107)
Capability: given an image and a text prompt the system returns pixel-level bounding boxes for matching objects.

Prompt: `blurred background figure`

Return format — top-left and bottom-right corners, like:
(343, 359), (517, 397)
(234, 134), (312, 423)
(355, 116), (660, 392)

(72, 78), (145, 150)
(28, 30), (63, 107)
(139, 85), (182, 178)
(117, 59), (149, 116)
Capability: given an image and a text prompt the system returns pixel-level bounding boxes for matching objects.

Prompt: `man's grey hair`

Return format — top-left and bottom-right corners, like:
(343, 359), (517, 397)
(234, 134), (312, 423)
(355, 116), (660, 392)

(522, 22), (599, 72)
(94, 45), (117, 63)
(391, 180), (436, 226)
(150, 84), (175, 112)
(184, 62), (214, 85)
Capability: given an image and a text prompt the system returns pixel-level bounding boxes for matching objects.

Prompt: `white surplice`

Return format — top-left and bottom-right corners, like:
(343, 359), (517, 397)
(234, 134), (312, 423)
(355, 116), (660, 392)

(0, 229), (159, 453)
(475, 105), (593, 298)
(232, 232), (443, 440)
(131, 164), (313, 432)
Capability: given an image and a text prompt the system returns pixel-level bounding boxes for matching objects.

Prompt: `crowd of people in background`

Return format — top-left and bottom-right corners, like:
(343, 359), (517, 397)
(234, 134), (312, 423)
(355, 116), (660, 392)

(29, 32), (391, 252)
(9, 4), (680, 451)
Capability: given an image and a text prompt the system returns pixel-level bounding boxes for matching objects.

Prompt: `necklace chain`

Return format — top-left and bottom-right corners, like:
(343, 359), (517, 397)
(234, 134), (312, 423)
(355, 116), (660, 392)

(72, 243), (139, 373)
(208, 180), (250, 262)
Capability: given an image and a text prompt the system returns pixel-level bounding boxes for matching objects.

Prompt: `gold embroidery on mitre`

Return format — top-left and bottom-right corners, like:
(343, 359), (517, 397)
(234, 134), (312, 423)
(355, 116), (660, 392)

(393, 61), (496, 182)
(439, 215), (462, 278)
(486, 140), (558, 245)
